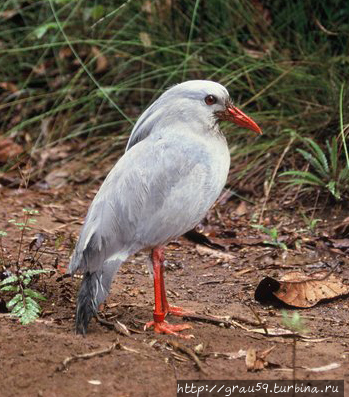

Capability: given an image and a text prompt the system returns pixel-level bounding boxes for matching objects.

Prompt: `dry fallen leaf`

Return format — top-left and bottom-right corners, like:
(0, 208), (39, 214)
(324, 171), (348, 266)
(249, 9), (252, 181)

(44, 169), (69, 189)
(255, 271), (349, 308)
(245, 346), (276, 371)
(0, 82), (19, 94)
(32, 63), (46, 75)
(195, 245), (235, 262)
(333, 217), (349, 237)
(0, 137), (23, 163)
(38, 144), (71, 169)
(59, 46), (72, 60)
(29, 233), (46, 251)
(328, 238), (349, 249)
(212, 349), (246, 360)
(234, 201), (248, 216)
(245, 347), (257, 370)
(0, 10), (19, 19)
(276, 271), (349, 307)
(91, 46), (108, 73)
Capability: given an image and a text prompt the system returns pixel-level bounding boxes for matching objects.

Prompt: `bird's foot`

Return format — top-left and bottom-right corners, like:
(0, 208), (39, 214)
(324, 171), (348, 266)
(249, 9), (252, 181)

(167, 306), (194, 317)
(145, 320), (193, 339)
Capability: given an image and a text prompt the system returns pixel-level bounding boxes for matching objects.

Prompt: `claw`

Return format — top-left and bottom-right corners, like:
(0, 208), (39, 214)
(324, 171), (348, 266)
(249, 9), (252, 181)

(145, 320), (193, 339)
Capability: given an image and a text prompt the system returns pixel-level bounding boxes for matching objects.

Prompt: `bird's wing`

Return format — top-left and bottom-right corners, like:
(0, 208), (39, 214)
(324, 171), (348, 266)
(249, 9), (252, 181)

(70, 133), (224, 275)
(125, 99), (165, 151)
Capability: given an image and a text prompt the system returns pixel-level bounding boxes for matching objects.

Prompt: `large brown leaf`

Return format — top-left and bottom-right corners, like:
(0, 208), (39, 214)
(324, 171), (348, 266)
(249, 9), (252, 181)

(255, 271), (349, 308)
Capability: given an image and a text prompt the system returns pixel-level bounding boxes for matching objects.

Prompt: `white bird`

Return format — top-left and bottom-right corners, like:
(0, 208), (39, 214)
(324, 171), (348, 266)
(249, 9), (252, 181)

(69, 80), (262, 336)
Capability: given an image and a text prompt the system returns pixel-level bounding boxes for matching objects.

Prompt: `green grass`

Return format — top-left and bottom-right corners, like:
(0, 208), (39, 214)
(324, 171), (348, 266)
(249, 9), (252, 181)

(0, 0), (348, 195)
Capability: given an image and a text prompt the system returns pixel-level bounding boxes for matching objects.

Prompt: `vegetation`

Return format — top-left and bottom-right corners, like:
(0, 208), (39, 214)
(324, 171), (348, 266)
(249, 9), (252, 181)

(252, 224), (287, 250)
(282, 311), (308, 389)
(0, 209), (48, 324)
(281, 135), (349, 200)
(0, 0), (348, 197)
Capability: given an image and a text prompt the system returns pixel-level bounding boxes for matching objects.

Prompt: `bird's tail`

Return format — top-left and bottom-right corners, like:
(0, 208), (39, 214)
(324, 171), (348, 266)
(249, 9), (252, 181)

(75, 260), (122, 334)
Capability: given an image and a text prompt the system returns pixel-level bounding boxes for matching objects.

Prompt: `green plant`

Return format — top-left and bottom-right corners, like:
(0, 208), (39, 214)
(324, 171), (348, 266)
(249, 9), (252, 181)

(300, 213), (321, 233)
(282, 310), (307, 335)
(0, 1), (348, 191)
(0, 269), (47, 324)
(0, 209), (48, 324)
(252, 224), (287, 250)
(282, 311), (308, 392)
(280, 136), (349, 200)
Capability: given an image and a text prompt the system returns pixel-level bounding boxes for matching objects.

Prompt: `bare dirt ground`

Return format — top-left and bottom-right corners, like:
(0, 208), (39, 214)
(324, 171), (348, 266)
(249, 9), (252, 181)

(1, 184), (348, 397)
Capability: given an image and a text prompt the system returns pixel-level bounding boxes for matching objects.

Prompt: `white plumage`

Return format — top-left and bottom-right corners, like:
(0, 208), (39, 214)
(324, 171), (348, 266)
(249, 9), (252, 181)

(70, 80), (261, 335)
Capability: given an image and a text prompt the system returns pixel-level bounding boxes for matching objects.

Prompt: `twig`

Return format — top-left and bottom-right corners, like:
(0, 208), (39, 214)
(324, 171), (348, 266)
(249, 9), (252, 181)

(57, 341), (120, 371)
(182, 313), (231, 327)
(198, 278), (225, 286)
(314, 17), (338, 36)
(96, 315), (131, 337)
(229, 314), (260, 327)
(167, 340), (208, 375)
(246, 304), (269, 336)
(182, 313), (256, 330)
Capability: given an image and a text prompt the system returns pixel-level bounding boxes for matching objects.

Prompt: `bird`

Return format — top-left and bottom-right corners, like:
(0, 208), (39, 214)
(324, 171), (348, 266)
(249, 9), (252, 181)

(69, 80), (262, 336)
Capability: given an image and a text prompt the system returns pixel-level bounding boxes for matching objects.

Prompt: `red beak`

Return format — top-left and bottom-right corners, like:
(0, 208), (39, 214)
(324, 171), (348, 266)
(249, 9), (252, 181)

(227, 106), (262, 135)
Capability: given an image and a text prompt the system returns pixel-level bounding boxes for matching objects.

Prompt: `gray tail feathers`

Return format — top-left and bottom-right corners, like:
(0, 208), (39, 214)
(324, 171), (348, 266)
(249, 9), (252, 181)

(75, 261), (120, 334)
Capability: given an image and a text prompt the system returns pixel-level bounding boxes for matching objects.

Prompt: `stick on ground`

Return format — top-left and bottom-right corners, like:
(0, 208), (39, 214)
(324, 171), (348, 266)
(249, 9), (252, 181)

(167, 340), (208, 375)
(57, 341), (120, 372)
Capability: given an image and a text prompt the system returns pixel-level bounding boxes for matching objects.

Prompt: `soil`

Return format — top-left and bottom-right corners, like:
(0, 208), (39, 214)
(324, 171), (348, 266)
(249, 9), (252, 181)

(0, 184), (348, 397)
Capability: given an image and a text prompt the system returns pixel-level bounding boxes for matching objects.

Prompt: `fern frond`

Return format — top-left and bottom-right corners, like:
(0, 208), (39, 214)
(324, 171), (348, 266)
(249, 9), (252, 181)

(7, 294), (22, 308)
(327, 137), (338, 178)
(326, 181), (340, 200)
(24, 289), (46, 301)
(303, 138), (329, 174)
(297, 148), (329, 179)
(0, 275), (19, 285)
(280, 170), (326, 186)
(338, 166), (349, 183)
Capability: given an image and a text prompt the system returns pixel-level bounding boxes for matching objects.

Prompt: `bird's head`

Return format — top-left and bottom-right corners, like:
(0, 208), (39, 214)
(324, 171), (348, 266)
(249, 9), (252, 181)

(126, 80), (262, 151)
(166, 80), (262, 135)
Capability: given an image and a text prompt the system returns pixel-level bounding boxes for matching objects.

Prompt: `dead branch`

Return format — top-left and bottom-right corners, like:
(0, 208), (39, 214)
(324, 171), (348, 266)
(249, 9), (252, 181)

(182, 313), (231, 327)
(167, 340), (208, 375)
(96, 315), (131, 337)
(57, 341), (120, 372)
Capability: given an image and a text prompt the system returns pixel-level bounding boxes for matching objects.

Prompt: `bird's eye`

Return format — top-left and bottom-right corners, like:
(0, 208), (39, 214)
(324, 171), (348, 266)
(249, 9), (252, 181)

(205, 95), (217, 106)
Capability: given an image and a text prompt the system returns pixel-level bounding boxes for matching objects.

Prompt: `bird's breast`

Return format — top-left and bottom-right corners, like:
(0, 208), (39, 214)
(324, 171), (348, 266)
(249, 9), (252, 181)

(201, 135), (231, 198)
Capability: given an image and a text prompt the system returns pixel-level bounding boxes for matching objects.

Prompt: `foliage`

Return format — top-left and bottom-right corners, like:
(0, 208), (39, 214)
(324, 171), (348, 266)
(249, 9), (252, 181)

(252, 224), (287, 250)
(300, 213), (321, 234)
(0, 269), (47, 325)
(280, 135), (349, 200)
(0, 0), (348, 189)
(281, 310), (307, 334)
(0, 209), (48, 325)
(281, 310), (308, 383)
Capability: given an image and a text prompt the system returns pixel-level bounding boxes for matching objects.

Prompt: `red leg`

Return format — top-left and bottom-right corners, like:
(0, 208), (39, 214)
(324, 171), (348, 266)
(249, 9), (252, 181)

(157, 248), (194, 317)
(145, 247), (192, 337)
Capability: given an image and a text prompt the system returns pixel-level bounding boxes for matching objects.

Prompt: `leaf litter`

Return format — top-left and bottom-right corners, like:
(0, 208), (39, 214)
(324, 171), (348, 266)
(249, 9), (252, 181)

(255, 270), (349, 308)
(0, 185), (348, 396)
